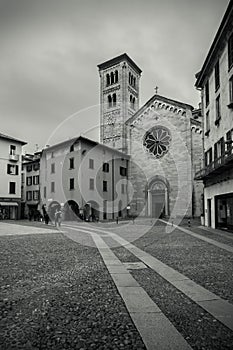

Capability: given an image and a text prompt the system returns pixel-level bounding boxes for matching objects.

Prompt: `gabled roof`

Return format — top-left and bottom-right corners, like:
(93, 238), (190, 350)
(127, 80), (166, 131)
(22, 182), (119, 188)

(97, 53), (142, 74)
(42, 135), (130, 158)
(195, 1), (233, 88)
(126, 94), (194, 125)
(0, 132), (27, 145)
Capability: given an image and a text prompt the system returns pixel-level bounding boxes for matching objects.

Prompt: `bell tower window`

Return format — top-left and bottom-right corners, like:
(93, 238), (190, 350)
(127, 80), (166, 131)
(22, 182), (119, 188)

(108, 95), (112, 108)
(106, 73), (110, 86)
(113, 93), (116, 107)
(115, 70), (118, 83)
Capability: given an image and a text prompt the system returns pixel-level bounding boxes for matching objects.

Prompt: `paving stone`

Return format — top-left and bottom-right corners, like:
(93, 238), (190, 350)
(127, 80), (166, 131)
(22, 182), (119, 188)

(130, 312), (192, 350)
(118, 286), (161, 313)
(111, 273), (140, 287)
(198, 299), (233, 331)
(171, 279), (220, 302)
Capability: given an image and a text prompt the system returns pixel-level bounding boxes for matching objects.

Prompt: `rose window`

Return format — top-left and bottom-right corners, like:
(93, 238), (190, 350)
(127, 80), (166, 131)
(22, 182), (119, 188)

(143, 126), (172, 158)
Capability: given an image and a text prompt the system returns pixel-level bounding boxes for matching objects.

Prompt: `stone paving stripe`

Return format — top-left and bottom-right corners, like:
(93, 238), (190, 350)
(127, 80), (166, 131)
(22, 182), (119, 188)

(159, 219), (233, 254)
(198, 299), (233, 331)
(87, 229), (193, 350)
(72, 224), (233, 332)
(118, 287), (162, 313)
(110, 273), (140, 287)
(130, 312), (192, 350)
(0, 222), (58, 235)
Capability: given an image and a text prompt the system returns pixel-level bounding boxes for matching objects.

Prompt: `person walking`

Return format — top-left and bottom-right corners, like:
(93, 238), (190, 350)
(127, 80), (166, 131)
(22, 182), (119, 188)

(55, 209), (62, 227)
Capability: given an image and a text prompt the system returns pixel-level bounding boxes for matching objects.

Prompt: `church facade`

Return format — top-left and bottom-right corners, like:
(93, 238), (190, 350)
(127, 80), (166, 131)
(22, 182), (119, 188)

(98, 53), (203, 219)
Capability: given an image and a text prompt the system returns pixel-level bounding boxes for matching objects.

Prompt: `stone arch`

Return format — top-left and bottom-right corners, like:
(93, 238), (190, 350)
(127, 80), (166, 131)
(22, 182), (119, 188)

(146, 176), (170, 218)
(48, 201), (61, 221)
(88, 200), (100, 221)
(64, 200), (79, 221)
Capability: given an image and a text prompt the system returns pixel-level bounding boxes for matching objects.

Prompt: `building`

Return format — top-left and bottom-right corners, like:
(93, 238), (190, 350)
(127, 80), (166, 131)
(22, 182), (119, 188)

(21, 152), (41, 219)
(0, 133), (26, 219)
(195, 1), (233, 231)
(40, 136), (130, 221)
(98, 54), (203, 219)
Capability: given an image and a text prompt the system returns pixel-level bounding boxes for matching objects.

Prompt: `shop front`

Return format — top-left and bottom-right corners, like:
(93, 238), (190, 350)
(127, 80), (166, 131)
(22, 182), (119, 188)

(0, 201), (19, 220)
(215, 193), (233, 232)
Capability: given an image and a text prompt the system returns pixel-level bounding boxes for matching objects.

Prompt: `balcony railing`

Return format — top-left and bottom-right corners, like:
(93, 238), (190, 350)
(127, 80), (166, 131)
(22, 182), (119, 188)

(195, 146), (233, 180)
(9, 154), (19, 161)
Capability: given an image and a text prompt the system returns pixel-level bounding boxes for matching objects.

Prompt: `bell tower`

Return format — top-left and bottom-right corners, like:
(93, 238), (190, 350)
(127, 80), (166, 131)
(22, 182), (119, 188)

(98, 53), (142, 153)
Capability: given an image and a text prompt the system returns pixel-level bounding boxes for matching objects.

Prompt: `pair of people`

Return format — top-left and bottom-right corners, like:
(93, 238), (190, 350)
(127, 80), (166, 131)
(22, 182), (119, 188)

(54, 209), (62, 227)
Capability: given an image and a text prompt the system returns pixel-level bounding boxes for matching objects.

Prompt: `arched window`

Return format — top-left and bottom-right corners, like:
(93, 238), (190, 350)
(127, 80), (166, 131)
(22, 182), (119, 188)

(106, 74), (110, 86)
(113, 93), (116, 107)
(115, 70), (118, 83)
(132, 97), (136, 109)
(133, 77), (136, 87)
(130, 94), (132, 108)
(108, 95), (112, 108)
(129, 72), (131, 84)
(110, 72), (114, 84)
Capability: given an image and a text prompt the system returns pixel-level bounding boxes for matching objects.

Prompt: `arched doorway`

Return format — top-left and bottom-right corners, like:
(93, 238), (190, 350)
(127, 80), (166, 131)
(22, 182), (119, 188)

(147, 177), (169, 218)
(48, 201), (61, 221)
(64, 200), (79, 221)
(88, 201), (100, 221)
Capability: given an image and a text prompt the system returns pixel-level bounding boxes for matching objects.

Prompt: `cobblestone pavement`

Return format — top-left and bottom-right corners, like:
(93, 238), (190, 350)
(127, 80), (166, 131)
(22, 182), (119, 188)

(0, 220), (233, 349)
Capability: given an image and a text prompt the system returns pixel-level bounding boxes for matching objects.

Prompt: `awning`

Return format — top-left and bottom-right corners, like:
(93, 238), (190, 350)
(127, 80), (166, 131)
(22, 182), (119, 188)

(0, 202), (18, 206)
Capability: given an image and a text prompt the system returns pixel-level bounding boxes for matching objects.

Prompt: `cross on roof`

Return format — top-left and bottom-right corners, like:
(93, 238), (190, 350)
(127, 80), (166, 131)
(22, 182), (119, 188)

(154, 86), (159, 94)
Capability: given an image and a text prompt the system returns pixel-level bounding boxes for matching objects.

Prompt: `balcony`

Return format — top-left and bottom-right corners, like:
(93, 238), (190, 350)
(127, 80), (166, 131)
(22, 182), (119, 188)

(9, 154), (19, 162)
(195, 146), (233, 180)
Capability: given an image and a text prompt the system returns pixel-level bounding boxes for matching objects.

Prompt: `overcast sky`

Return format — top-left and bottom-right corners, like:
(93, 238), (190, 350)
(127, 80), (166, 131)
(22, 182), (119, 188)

(0, 0), (230, 153)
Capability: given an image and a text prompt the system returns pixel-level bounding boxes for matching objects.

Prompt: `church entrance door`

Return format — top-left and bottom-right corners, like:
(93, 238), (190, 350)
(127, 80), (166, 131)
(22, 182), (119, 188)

(147, 179), (169, 218)
(152, 190), (165, 218)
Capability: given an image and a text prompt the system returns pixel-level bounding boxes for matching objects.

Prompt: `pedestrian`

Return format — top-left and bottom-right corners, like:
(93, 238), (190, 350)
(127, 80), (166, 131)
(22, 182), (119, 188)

(55, 209), (62, 227)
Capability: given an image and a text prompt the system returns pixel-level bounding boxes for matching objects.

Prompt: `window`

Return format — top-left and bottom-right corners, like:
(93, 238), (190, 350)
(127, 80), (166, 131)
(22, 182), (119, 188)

(228, 31), (233, 69)
(89, 178), (94, 190)
(26, 191), (32, 201)
(70, 144), (74, 152)
(205, 111), (210, 135)
(103, 200), (107, 220)
(33, 190), (39, 201)
(26, 176), (32, 186)
(51, 152), (54, 158)
(112, 93), (116, 107)
(9, 182), (16, 194)
(69, 157), (74, 169)
(215, 95), (221, 124)
(204, 148), (212, 166)
(110, 71), (114, 84)
(9, 145), (16, 155)
(120, 166), (127, 176)
(205, 80), (209, 107)
(214, 138), (224, 165)
(51, 163), (55, 173)
(103, 180), (107, 192)
(121, 184), (125, 194)
(22, 173), (25, 184)
(106, 73), (110, 86)
(7, 164), (18, 175)
(70, 178), (75, 190)
(214, 60), (220, 91)
(33, 175), (39, 185)
(51, 181), (55, 193)
(89, 159), (94, 169)
(33, 163), (40, 171)
(226, 129), (233, 155)
(229, 75), (233, 107)
(115, 70), (118, 83)
(130, 95), (135, 109)
(103, 162), (109, 172)
(26, 165), (32, 172)
(108, 95), (112, 108)
(44, 186), (46, 198)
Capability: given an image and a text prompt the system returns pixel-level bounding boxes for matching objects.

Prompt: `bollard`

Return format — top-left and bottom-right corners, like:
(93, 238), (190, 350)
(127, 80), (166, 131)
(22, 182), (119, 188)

(116, 216), (119, 224)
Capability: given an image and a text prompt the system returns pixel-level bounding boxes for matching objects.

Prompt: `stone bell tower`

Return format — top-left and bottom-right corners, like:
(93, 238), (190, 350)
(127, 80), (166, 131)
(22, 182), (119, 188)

(97, 53), (142, 153)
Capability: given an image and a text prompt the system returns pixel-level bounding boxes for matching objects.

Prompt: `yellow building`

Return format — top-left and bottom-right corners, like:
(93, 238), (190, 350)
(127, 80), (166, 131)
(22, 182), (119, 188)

(0, 132), (26, 219)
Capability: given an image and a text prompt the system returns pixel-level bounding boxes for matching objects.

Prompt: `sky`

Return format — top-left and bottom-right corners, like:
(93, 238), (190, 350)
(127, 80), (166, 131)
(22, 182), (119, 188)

(0, 0), (230, 153)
